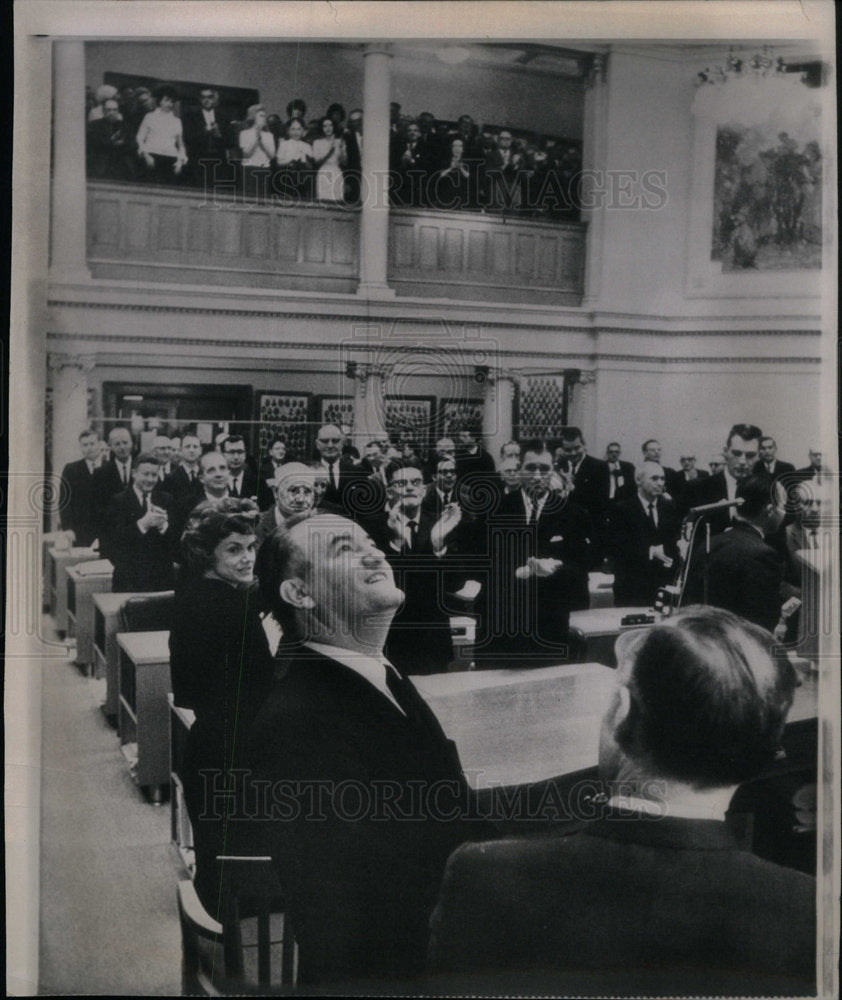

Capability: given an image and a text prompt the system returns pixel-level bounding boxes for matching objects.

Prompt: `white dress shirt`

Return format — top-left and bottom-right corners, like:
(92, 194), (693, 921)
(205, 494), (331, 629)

(305, 641), (406, 715)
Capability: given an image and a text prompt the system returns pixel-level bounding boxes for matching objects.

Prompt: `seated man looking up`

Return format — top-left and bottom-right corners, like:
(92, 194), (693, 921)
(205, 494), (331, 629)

(430, 606), (815, 997)
(245, 512), (492, 989)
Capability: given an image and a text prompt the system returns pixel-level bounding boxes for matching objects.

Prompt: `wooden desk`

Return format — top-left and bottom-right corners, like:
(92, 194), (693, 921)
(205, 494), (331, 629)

(415, 662), (616, 788)
(169, 696), (196, 874)
(48, 546), (100, 635)
(66, 562), (114, 672)
(414, 659), (818, 792)
(116, 630), (171, 799)
(93, 593), (140, 719)
(569, 606), (653, 666)
(42, 531), (73, 611)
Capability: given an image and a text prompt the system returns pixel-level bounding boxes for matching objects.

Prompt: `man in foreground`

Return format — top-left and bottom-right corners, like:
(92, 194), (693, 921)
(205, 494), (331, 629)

(246, 512), (491, 989)
(429, 606), (815, 997)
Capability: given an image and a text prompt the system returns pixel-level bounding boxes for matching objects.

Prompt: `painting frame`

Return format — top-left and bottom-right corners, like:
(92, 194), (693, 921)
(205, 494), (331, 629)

(685, 82), (826, 299)
(254, 390), (311, 464)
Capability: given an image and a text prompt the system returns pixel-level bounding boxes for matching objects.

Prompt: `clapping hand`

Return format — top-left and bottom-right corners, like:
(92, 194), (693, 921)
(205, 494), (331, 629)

(431, 503), (462, 552)
(515, 556), (562, 579)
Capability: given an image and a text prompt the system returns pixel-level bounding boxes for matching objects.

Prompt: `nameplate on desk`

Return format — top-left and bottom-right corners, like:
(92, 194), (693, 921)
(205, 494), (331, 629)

(620, 613), (656, 627)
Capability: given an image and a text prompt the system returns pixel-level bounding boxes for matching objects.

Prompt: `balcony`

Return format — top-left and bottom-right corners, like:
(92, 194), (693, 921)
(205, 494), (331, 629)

(86, 180), (586, 304)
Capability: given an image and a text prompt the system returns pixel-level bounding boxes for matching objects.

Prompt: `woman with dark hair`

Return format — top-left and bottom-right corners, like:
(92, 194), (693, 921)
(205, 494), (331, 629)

(431, 137), (472, 209)
(169, 497), (276, 910)
(312, 117), (347, 202)
(136, 84), (187, 183)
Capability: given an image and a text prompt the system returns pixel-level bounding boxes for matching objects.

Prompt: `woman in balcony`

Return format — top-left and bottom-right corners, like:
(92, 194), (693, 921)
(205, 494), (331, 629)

(237, 104), (276, 200)
(431, 137), (473, 210)
(135, 85), (188, 184)
(312, 116), (348, 203)
(276, 116), (314, 201)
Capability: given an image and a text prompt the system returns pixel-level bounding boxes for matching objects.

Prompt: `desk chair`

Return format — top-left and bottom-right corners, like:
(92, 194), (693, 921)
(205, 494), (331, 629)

(177, 856), (296, 995)
(119, 591), (175, 632)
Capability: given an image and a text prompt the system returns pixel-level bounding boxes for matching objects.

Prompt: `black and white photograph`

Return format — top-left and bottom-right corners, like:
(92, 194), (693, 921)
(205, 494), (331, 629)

(7, 1), (839, 996)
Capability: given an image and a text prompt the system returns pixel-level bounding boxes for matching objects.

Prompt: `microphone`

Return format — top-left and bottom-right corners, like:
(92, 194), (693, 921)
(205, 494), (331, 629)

(686, 497), (744, 516)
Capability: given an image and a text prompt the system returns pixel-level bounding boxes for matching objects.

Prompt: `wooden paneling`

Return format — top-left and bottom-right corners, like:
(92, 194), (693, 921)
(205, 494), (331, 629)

(86, 182), (585, 303)
(389, 207), (586, 305)
(87, 181), (359, 293)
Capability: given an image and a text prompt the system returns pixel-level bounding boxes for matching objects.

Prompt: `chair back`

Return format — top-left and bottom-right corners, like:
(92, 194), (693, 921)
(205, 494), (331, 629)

(119, 591), (175, 632)
(176, 856), (296, 996)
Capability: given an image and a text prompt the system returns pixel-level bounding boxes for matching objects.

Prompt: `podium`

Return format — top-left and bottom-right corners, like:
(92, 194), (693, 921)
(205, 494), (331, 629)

(66, 561), (114, 672)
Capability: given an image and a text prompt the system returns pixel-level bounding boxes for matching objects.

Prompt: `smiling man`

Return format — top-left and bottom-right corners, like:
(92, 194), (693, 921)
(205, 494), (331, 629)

(247, 512), (491, 989)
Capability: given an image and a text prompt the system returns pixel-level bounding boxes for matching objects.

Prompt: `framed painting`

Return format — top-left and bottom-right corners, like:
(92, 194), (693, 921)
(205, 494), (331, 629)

(439, 398), (483, 439)
(685, 66), (826, 298)
(383, 395), (436, 450)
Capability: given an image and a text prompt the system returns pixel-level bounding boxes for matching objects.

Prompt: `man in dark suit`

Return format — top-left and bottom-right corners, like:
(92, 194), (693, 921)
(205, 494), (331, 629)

(343, 108), (363, 202)
(473, 440), (592, 667)
(753, 436), (796, 483)
(222, 434), (259, 500)
(604, 441), (636, 503)
(107, 454), (175, 593)
(793, 446), (828, 485)
(314, 423), (365, 515)
(246, 511), (492, 989)
(254, 462), (315, 546)
(607, 462), (680, 607)
(682, 423), (763, 537)
(152, 435), (176, 483)
(92, 425), (135, 556)
(389, 119), (435, 206)
(163, 433), (203, 505)
(555, 426), (610, 568)
(429, 606), (815, 997)
(59, 429), (101, 547)
(665, 451), (709, 509)
(362, 463), (464, 675)
(181, 88), (232, 187)
(683, 474), (794, 635)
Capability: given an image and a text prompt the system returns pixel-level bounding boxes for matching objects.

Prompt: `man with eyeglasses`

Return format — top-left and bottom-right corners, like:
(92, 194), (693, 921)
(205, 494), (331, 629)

(255, 462), (316, 546)
(182, 87), (232, 186)
(362, 463), (464, 675)
(473, 439), (592, 668)
(222, 434), (259, 500)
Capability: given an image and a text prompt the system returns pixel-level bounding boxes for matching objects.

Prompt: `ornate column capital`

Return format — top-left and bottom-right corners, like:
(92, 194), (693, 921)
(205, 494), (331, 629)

(48, 352), (96, 374)
(585, 53), (608, 88)
(363, 42), (394, 59)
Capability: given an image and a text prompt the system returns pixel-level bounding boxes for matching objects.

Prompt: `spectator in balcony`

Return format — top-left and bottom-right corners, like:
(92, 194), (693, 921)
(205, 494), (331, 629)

(136, 85), (188, 184)
(344, 107), (363, 203)
(87, 97), (136, 181)
(484, 129), (525, 211)
(418, 111), (443, 161)
(390, 119), (434, 207)
(312, 117), (348, 203)
(125, 85), (157, 135)
(285, 97), (307, 130)
(325, 102), (347, 135)
(182, 88), (232, 188)
(87, 83), (119, 122)
(266, 112), (284, 143)
(238, 104), (276, 200)
(449, 114), (482, 160)
(389, 101), (402, 135)
(431, 137), (473, 210)
(276, 117), (314, 201)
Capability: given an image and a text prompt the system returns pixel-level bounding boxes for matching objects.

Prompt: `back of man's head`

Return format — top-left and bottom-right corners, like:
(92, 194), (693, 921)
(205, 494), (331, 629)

(614, 606), (796, 788)
(735, 474), (777, 520)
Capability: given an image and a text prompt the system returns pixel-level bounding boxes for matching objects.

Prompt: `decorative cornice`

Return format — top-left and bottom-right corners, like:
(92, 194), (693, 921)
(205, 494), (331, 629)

(46, 299), (822, 338)
(44, 333), (820, 368)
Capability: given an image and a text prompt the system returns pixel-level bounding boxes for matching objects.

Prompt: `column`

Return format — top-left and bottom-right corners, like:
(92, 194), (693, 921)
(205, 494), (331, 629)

(482, 370), (515, 463)
(50, 40), (91, 282)
(351, 362), (391, 441)
(581, 52), (608, 306)
(48, 353), (95, 530)
(568, 370), (597, 442)
(357, 43), (396, 299)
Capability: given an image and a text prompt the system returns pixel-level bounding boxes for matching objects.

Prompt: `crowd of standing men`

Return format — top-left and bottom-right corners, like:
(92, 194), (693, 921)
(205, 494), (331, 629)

(59, 419), (828, 673)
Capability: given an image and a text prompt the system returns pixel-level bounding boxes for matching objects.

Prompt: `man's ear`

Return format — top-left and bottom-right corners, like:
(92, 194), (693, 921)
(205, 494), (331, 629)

(279, 577), (315, 610)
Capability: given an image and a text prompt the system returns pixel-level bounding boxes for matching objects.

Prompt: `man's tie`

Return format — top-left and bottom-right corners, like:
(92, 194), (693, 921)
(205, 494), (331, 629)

(385, 666), (425, 728)
(120, 463), (128, 486)
(809, 528), (819, 550)
(407, 519), (418, 551)
(328, 462), (337, 491)
(527, 501), (537, 526)
(647, 501), (658, 530)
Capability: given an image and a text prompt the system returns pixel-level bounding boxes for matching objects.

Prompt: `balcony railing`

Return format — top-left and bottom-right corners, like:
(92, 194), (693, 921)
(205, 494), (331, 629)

(86, 180), (586, 303)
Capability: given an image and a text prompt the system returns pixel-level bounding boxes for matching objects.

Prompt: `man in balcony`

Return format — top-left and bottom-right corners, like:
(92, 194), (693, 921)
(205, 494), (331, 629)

(182, 87), (232, 188)
(390, 119), (435, 207)
(86, 97), (135, 181)
(343, 108), (363, 202)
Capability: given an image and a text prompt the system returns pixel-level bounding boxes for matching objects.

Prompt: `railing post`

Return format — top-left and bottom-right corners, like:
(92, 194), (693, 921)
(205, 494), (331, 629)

(357, 43), (396, 299)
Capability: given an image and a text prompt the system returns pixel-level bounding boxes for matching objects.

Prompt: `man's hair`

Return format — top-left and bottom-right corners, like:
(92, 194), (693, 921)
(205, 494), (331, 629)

(199, 449), (226, 471)
(499, 440), (520, 456)
(385, 461), (422, 484)
(107, 425), (131, 441)
(520, 438), (548, 457)
(269, 435), (286, 447)
(606, 441), (621, 450)
(735, 474), (776, 519)
(616, 606), (796, 787)
(255, 510), (315, 640)
(179, 498), (260, 576)
(79, 428), (98, 441)
(222, 434), (246, 451)
(760, 436), (776, 448)
(181, 433), (201, 446)
(641, 438), (659, 453)
(560, 426), (584, 444)
(726, 424), (763, 447)
(134, 451), (159, 469)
